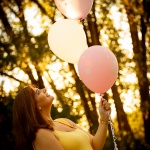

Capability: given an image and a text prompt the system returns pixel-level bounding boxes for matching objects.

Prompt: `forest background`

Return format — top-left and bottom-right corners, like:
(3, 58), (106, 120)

(0, 0), (150, 150)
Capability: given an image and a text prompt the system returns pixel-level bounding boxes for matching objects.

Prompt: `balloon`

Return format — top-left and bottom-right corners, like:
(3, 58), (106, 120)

(48, 19), (87, 64)
(78, 45), (118, 94)
(54, 0), (94, 20)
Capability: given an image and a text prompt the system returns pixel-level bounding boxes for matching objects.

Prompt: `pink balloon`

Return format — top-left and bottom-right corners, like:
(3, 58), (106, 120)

(54, 0), (94, 20)
(78, 45), (118, 94)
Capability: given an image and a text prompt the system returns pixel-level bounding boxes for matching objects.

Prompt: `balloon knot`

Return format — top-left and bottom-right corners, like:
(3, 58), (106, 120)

(79, 18), (85, 23)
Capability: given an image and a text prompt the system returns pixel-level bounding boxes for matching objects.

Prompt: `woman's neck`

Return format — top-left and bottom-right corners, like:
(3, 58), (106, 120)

(41, 109), (53, 122)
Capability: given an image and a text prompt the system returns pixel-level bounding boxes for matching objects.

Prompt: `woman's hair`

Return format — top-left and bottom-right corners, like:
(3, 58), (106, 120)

(13, 86), (54, 150)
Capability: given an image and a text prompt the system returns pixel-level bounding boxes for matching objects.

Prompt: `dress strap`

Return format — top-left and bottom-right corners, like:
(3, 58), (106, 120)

(54, 119), (74, 128)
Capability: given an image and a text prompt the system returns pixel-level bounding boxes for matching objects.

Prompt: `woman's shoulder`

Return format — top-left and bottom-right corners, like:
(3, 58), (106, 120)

(36, 128), (54, 139)
(34, 128), (53, 146)
(34, 128), (64, 150)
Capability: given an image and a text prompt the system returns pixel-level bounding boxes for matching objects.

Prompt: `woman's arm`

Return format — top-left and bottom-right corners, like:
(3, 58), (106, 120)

(33, 128), (64, 150)
(92, 97), (111, 150)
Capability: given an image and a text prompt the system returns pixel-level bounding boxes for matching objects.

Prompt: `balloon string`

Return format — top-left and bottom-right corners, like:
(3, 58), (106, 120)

(109, 118), (119, 150)
(79, 18), (85, 23)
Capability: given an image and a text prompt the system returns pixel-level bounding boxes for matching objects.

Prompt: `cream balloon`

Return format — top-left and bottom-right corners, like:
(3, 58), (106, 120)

(48, 19), (87, 64)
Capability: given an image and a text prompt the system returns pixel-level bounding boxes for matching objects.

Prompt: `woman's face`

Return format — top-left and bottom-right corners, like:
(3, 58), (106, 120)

(32, 88), (54, 109)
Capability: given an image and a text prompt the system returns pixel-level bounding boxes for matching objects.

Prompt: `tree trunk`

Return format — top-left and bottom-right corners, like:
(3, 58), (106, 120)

(123, 0), (150, 147)
(69, 64), (99, 134)
(112, 84), (135, 149)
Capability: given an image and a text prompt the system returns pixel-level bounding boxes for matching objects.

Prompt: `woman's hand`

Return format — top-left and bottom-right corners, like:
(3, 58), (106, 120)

(99, 97), (111, 121)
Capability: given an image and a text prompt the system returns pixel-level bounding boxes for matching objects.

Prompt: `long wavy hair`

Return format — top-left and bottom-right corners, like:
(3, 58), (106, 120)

(13, 86), (54, 150)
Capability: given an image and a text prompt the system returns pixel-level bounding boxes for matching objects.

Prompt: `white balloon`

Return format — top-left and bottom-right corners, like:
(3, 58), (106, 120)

(48, 19), (87, 64)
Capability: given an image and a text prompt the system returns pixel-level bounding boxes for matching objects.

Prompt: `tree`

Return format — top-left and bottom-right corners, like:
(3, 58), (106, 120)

(121, 0), (150, 148)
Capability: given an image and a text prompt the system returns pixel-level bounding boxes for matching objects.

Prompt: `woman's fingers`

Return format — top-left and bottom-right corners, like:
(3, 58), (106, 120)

(101, 98), (111, 111)
(104, 104), (111, 111)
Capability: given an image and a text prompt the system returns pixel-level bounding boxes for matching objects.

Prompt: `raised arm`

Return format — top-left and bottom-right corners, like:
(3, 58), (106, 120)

(33, 128), (64, 150)
(92, 97), (111, 150)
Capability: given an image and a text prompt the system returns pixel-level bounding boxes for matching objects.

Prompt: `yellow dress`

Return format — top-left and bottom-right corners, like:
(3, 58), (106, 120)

(54, 119), (93, 150)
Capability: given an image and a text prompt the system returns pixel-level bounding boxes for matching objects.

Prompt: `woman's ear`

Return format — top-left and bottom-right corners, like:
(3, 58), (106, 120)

(38, 106), (42, 110)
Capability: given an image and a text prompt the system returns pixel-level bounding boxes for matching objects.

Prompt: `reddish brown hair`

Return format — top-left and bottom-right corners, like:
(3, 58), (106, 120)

(13, 86), (53, 150)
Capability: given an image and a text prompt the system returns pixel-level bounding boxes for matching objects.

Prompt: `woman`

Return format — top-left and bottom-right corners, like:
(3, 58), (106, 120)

(13, 85), (111, 150)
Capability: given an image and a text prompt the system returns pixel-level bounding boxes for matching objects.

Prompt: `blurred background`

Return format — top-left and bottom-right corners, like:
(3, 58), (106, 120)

(0, 0), (150, 149)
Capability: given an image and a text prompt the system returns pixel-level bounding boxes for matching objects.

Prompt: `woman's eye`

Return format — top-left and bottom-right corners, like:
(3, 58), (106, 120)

(36, 89), (41, 95)
(37, 90), (40, 94)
